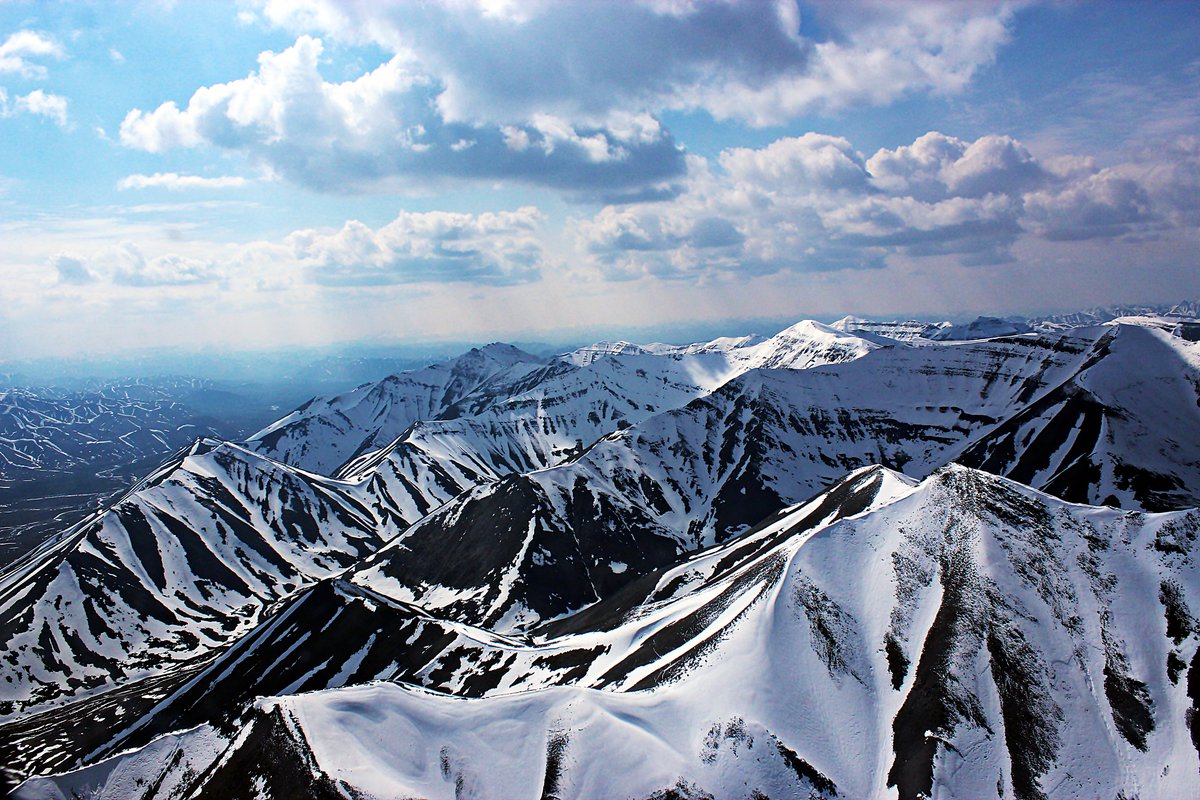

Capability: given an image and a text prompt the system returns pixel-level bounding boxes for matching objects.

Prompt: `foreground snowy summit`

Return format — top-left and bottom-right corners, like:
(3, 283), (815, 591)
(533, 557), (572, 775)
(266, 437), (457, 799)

(15, 466), (1200, 799)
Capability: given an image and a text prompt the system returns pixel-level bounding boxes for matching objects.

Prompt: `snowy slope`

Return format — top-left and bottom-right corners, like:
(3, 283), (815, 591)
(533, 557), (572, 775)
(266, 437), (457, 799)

(562, 319), (876, 372)
(21, 466), (1200, 799)
(0, 439), (401, 717)
(927, 315), (1034, 340)
(335, 328), (1104, 634)
(0, 466), (900, 785)
(1029, 300), (1200, 332)
(6, 316), (1200, 796)
(829, 315), (948, 342)
(247, 321), (879, 493)
(319, 321), (883, 530)
(959, 323), (1200, 511)
(245, 343), (546, 476)
(0, 322), (883, 724)
(350, 323), (1200, 634)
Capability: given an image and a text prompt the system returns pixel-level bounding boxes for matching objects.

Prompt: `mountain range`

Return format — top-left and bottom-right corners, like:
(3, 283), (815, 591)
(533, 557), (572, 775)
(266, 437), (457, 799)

(2, 307), (1199, 799)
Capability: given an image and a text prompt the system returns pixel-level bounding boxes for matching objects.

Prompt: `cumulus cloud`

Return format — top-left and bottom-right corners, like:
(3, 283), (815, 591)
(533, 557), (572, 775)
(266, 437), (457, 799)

(290, 207), (548, 286)
(47, 206), (552, 293)
(119, 35), (685, 195)
(1024, 170), (1153, 241)
(0, 30), (62, 79)
(1113, 136), (1200, 227)
(54, 243), (219, 288)
(0, 88), (69, 127)
(253, 0), (1016, 127)
(574, 129), (1197, 280)
(117, 3), (1023, 194)
(12, 89), (68, 126)
(719, 133), (869, 192)
(117, 172), (249, 191)
(865, 132), (1046, 199)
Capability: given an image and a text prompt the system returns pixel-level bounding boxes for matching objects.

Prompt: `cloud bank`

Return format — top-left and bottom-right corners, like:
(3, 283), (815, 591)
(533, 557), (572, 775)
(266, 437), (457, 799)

(48, 206), (552, 292)
(119, 35), (685, 196)
(117, 2), (1022, 195)
(574, 130), (1200, 279)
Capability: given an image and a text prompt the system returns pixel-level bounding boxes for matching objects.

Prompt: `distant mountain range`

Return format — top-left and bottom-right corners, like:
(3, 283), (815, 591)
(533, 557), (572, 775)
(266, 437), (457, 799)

(2, 303), (1199, 799)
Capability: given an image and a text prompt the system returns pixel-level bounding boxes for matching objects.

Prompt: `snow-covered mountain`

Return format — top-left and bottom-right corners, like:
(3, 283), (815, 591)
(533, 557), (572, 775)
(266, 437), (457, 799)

(331, 323), (1194, 635)
(562, 319), (877, 373)
(243, 320), (883, 535)
(831, 299), (1200, 343)
(0, 322), (882, 720)
(926, 315), (1034, 341)
(252, 321), (878, 483)
(350, 321), (1190, 633)
(0, 439), (402, 717)
(16, 466), (1200, 799)
(959, 323), (1200, 511)
(829, 315), (945, 342)
(326, 322), (1196, 640)
(4, 313), (1200, 798)
(245, 343), (547, 476)
(1029, 299), (1200, 331)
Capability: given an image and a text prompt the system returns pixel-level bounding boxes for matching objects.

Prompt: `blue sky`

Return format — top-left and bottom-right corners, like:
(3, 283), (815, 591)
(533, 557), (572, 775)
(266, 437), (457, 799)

(1, 0), (1198, 358)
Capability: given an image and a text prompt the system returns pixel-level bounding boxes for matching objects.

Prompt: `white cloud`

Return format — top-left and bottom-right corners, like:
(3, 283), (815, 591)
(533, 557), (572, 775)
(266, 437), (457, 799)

(574, 129), (1199, 280)
(12, 89), (68, 127)
(290, 206), (549, 286)
(116, 3), (1024, 195)
(0, 30), (63, 79)
(252, 0), (1017, 126)
(1024, 170), (1153, 241)
(941, 135), (1044, 197)
(60, 242), (219, 287)
(36, 205), (552, 296)
(718, 133), (869, 192)
(51, 254), (94, 285)
(119, 35), (684, 195)
(866, 131), (969, 199)
(865, 132), (1046, 199)
(0, 87), (69, 127)
(117, 172), (249, 191)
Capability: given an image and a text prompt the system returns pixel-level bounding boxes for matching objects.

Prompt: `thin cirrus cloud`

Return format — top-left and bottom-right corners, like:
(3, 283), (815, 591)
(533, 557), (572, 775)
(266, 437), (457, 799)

(117, 172), (249, 191)
(574, 129), (1200, 280)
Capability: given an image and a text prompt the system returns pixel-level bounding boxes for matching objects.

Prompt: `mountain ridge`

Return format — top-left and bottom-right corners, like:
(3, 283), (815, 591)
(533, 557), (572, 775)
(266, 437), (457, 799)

(2, 311), (1199, 798)
(13, 465), (1200, 799)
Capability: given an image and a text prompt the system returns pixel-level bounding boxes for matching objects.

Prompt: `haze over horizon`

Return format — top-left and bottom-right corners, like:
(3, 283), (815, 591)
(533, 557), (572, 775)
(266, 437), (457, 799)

(2, 0), (1199, 359)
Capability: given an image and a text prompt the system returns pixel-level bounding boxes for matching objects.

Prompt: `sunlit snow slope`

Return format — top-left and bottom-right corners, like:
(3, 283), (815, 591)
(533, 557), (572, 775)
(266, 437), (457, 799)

(18, 467), (1200, 800)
